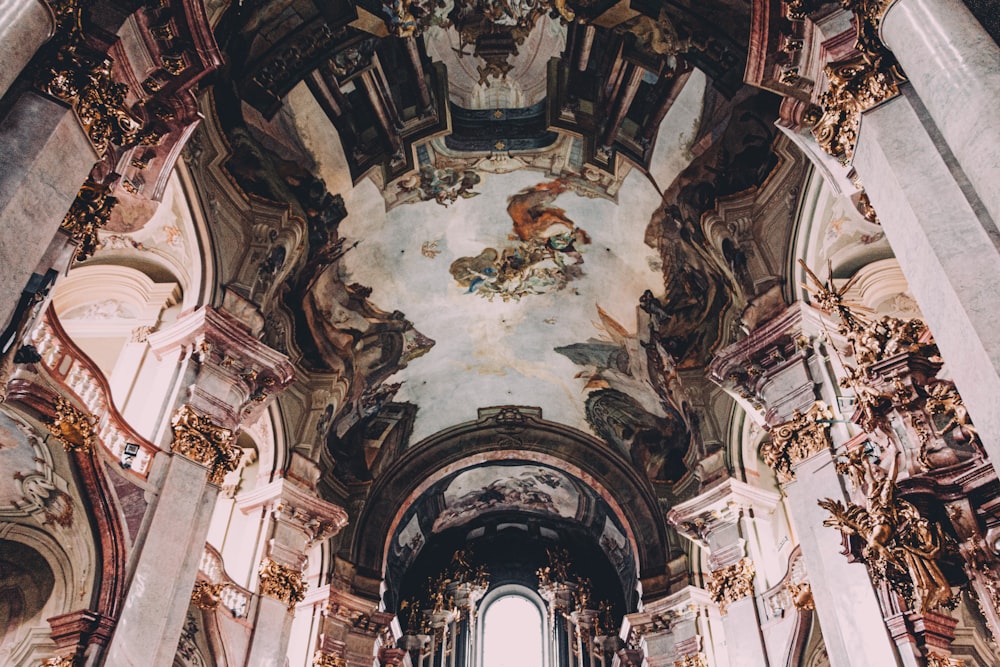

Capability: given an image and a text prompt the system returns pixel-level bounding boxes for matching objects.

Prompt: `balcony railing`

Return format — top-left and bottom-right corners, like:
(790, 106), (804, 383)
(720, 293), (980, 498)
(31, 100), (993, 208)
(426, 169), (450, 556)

(29, 306), (158, 477)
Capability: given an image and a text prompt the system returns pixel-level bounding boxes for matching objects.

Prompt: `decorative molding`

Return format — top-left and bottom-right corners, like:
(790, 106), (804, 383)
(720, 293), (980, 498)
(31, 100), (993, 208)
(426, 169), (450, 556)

(760, 402), (834, 481)
(258, 558), (306, 608)
(237, 479), (349, 547)
(46, 396), (96, 452)
(170, 404), (239, 485)
(674, 654), (709, 667)
(312, 651), (348, 667)
(706, 558), (755, 614)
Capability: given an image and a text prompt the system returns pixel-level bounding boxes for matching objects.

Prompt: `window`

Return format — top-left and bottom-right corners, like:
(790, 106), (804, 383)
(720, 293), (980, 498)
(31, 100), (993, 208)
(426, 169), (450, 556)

(480, 586), (546, 667)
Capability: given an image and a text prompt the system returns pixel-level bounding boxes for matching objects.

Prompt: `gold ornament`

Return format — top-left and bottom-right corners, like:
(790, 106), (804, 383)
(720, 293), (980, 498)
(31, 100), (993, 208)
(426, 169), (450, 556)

(258, 558), (306, 608)
(706, 558), (755, 614)
(674, 653), (709, 667)
(761, 402), (834, 481)
(170, 405), (239, 485)
(46, 396), (95, 452)
(191, 580), (223, 611)
(312, 651), (347, 667)
(60, 176), (117, 261)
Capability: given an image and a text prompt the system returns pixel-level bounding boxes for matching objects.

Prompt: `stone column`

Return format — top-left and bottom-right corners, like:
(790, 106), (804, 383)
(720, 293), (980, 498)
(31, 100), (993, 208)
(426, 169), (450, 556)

(0, 0), (54, 98)
(711, 304), (902, 667)
(623, 586), (724, 667)
(312, 585), (396, 667)
(853, 89), (1000, 466)
(880, 0), (1000, 228)
(237, 479), (349, 667)
(0, 91), (97, 332)
(104, 307), (294, 667)
(668, 479), (778, 667)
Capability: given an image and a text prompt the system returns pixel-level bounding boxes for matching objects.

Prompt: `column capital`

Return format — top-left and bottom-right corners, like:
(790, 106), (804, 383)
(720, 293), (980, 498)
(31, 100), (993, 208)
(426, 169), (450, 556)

(237, 478), (349, 549)
(705, 558), (756, 615)
(760, 401), (835, 482)
(170, 404), (239, 485)
(148, 306), (294, 429)
(258, 557), (307, 609)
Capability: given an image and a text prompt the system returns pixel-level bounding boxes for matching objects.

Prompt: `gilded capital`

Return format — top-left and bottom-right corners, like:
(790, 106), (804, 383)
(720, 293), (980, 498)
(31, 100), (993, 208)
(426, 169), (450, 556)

(812, 56), (902, 164)
(170, 404), (239, 485)
(706, 558), (755, 614)
(41, 655), (76, 667)
(258, 558), (306, 609)
(46, 396), (96, 452)
(760, 402), (834, 481)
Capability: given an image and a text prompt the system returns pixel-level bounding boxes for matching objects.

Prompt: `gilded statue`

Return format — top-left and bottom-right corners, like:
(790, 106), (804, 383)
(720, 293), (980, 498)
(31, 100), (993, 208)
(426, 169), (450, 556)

(819, 446), (953, 613)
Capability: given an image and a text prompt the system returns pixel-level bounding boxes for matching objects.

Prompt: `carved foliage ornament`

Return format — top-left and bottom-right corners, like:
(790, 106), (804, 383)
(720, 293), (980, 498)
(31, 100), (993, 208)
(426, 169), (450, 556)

(41, 655), (76, 667)
(46, 396), (96, 452)
(60, 176), (117, 262)
(170, 405), (239, 485)
(706, 558), (755, 614)
(761, 402), (834, 481)
(258, 558), (306, 609)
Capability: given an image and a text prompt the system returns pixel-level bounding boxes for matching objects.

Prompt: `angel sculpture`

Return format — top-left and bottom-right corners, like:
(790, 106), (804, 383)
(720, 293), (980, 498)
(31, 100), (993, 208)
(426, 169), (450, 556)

(819, 447), (953, 614)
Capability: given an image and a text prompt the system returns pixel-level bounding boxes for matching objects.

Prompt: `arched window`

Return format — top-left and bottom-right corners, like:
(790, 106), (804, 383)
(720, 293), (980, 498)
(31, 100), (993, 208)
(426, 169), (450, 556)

(479, 585), (547, 667)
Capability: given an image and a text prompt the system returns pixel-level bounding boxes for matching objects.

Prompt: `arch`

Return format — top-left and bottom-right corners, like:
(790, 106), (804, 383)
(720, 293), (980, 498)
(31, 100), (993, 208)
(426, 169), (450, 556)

(351, 408), (671, 605)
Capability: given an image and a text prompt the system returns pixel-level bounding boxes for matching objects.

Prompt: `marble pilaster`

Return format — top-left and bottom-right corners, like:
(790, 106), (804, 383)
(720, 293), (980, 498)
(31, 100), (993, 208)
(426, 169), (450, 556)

(312, 585), (396, 667)
(0, 91), (97, 335)
(668, 480), (779, 667)
(881, 0), (1000, 228)
(237, 478), (349, 667)
(853, 88), (1000, 468)
(623, 586), (724, 667)
(104, 307), (294, 667)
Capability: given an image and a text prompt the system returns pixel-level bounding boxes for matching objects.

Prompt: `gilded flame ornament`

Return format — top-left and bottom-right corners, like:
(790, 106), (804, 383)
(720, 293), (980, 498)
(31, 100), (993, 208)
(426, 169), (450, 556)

(706, 558), (755, 614)
(258, 558), (306, 608)
(170, 405), (239, 485)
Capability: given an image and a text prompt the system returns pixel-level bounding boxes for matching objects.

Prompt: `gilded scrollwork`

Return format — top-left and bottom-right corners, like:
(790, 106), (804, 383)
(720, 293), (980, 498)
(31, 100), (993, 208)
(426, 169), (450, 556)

(786, 581), (816, 611)
(257, 558), (306, 609)
(819, 447), (955, 613)
(46, 396), (96, 452)
(761, 402), (834, 481)
(170, 405), (239, 485)
(41, 655), (76, 667)
(60, 176), (118, 261)
(706, 558), (755, 614)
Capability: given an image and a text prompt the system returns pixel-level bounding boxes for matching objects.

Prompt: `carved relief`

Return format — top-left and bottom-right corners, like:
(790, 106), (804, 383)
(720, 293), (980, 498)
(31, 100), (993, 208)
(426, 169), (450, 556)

(706, 558), (755, 614)
(170, 405), (239, 485)
(312, 652), (347, 667)
(761, 402), (834, 481)
(258, 558), (306, 609)
(674, 654), (709, 667)
(46, 396), (96, 452)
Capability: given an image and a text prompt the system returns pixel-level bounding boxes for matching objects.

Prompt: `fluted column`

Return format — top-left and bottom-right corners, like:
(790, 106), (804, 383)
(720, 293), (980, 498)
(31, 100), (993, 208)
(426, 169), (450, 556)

(237, 479), (349, 667)
(104, 307), (294, 667)
(668, 480), (778, 667)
